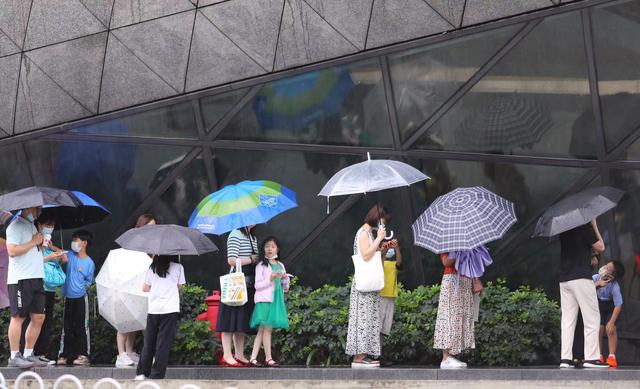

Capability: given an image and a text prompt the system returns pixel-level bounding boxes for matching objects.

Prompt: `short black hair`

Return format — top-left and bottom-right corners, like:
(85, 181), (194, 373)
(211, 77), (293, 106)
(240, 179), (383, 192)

(72, 229), (94, 248)
(612, 261), (625, 280)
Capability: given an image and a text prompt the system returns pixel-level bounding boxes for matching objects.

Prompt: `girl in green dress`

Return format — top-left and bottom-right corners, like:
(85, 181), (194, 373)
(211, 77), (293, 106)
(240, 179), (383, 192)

(249, 237), (290, 367)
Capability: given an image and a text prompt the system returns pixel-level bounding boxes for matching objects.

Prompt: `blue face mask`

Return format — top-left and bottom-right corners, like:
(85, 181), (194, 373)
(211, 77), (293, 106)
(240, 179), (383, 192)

(26, 214), (35, 223)
(386, 248), (396, 259)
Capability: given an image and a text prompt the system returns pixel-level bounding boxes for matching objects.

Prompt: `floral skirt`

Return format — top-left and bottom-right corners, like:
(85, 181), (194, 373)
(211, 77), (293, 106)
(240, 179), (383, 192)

(433, 274), (475, 355)
(345, 282), (381, 357)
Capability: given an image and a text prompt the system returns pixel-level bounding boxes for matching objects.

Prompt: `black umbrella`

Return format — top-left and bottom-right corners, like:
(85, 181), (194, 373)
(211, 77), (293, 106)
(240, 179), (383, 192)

(115, 224), (218, 256)
(533, 186), (625, 238)
(40, 191), (110, 229)
(0, 186), (79, 212)
(455, 95), (553, 151)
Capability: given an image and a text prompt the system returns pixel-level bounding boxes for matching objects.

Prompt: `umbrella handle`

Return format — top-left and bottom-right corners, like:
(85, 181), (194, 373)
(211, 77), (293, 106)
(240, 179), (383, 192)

(385, 230), (394, 240)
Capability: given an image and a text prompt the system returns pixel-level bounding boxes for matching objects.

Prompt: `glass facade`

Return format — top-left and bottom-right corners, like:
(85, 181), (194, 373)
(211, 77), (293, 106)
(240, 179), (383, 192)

(1, 0), (640, 362)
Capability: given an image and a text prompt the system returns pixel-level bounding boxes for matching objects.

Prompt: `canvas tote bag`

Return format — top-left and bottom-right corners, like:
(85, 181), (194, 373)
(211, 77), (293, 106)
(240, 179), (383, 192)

(220, 258), (248, 306)
(352, 230), (384, 292)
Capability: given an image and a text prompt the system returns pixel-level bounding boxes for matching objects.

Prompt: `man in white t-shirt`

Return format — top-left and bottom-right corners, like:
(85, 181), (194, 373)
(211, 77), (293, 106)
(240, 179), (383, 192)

(5, 207), (51, 368)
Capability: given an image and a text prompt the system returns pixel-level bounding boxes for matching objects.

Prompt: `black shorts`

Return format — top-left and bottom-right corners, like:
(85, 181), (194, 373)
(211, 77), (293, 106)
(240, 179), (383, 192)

(8, 278), (46, 317)
(599, 299), (615, 326)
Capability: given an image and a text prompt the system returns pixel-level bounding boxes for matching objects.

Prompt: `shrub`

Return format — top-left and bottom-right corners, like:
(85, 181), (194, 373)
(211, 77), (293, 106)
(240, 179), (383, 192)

(0, 279), (559, 367)
(272, 278), (561, 366)
(0, 283), (218, 365)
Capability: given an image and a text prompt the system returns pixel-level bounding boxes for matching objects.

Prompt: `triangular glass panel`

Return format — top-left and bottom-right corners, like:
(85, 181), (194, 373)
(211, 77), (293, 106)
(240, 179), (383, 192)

(415, 11), (597, 159)
(69, 101), (198, 139)
(390, 23), (521, 141)
(201, 88), (248, 133)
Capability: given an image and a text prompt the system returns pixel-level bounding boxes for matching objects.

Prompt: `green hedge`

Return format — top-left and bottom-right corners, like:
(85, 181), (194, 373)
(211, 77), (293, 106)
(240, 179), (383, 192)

(273, 278), (561, 366)
(0, 283), (219, 365)
(0, 279), (560, 367)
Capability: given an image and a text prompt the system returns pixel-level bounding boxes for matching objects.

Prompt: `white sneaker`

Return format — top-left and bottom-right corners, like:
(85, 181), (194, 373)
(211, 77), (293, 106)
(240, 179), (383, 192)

(440, 356), (467, 369)
(134, 375), (145, 381)
(128, 352), (140, 364)
(115, 353), (134, 367)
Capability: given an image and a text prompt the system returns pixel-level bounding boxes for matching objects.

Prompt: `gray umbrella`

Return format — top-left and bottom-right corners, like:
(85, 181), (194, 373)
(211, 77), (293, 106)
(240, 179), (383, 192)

(533, 186), (625, 238)
(0, 186), (79, 212)
(115, 224), (218, 256)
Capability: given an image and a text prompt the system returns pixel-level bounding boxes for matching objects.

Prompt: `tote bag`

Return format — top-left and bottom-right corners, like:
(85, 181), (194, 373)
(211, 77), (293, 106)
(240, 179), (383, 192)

(220, 258), (248, 306)
(352, 251), (384, 292)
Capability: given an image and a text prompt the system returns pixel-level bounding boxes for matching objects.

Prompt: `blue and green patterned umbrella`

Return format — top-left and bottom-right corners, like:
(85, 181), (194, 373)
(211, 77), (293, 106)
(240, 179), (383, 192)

(188, 180), (297, 235)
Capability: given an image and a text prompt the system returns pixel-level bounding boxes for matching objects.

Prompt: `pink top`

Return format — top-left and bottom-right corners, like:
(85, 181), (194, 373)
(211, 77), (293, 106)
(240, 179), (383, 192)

(253, 260), (288, 303)
(0, 245), (10, 309)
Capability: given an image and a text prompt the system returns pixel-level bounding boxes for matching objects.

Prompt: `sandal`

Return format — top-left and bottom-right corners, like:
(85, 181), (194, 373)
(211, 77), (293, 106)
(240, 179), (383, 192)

(236, 359), (251, 367)
(249, 359), (263, 367)
(265, 359), (280, 368)
(219, 358), (243, 367)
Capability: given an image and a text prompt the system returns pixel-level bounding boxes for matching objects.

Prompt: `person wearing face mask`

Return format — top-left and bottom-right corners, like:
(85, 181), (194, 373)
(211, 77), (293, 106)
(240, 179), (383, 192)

(378, 238), (402, 366)
(57, 230), (95, 367)
(5, 207), (49, 368)
(19, 214), (67, 365)
(593, 260), (625, 367)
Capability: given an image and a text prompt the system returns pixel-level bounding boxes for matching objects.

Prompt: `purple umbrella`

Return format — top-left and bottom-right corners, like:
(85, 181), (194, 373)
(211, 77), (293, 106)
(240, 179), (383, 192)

(451, 245), (493, 278)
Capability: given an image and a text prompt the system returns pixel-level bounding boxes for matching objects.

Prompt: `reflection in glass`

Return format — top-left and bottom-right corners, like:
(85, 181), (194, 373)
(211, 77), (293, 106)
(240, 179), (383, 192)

(152, 157), (224, 290)
(416, 12), (597, 159)
(219, 59), (393, 147)
(389, 25), (520, 140)
(592, 0), (640, 150)
(20, 138), (191, 268)
(69, 102), (198, 139)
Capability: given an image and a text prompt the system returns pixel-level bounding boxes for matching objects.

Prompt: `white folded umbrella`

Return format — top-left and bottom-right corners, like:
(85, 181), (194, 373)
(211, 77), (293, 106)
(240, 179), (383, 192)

(96, 248), (151, 333)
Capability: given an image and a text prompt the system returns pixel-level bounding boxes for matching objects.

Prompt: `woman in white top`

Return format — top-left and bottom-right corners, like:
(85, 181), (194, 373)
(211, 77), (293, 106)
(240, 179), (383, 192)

(135, 255), (185, 380)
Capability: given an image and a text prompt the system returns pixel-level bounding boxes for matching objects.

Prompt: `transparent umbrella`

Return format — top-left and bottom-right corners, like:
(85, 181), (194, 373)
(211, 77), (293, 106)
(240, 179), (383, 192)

(95, 249), (151, 333)
(318, 152), (429, 214)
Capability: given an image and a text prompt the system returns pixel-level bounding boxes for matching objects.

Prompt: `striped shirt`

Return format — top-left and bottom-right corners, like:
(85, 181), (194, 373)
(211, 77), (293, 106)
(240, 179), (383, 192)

(227, 229), (258, 258)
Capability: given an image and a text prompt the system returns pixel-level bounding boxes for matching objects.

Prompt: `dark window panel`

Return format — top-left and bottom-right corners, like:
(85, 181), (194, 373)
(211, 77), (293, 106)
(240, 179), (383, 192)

(415, 11), (598, 159)
(389, 24), (521, 141)
(69, 101), (198, 139)
(591, 0), (640, 151)
(201, 88), (248, 132)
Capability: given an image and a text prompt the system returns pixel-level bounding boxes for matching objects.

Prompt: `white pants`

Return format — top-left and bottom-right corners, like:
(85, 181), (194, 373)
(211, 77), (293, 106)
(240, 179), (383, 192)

(560, 279), (601, 361)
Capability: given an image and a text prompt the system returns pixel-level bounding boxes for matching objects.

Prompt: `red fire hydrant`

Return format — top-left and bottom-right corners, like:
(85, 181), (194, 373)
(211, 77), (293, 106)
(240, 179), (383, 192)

(196, 290), (221, 331)
(196, 291), (223, 364)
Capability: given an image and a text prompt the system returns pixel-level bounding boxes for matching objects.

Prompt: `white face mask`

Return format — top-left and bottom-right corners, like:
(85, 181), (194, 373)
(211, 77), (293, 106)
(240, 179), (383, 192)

(265, 254), (278, 260)
(71, 241), (83, 253)
(598, 266), (607, 277)
(42, 227), (54, 235)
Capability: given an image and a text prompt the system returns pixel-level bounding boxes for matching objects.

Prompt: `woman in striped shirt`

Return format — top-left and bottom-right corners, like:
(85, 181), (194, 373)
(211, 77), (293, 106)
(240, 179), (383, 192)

(216, 226), (259, 367)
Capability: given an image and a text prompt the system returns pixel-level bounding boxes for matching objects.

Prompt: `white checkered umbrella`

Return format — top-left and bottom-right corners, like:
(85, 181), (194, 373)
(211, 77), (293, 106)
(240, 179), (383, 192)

(454, 95), (552, 151)
(412, 187), (517, 254)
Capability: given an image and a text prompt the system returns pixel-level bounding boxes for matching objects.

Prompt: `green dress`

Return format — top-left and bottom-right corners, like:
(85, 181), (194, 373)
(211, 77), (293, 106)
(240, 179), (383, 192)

(250, 263), (289, 330)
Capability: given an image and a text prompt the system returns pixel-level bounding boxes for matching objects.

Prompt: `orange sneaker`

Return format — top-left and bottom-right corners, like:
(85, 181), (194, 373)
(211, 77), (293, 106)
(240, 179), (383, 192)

(606, 355), (618, 368)
(599, 355), (604, 363)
